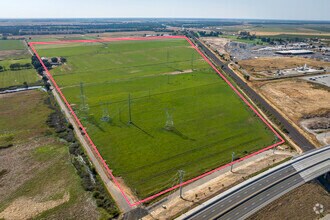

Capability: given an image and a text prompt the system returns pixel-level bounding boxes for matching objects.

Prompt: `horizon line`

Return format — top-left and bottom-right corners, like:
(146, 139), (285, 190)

(0, 17), (329, 22)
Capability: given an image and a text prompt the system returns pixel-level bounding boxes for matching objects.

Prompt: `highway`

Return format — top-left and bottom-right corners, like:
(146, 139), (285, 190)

(187, 33), (315, 152)
(177, 145), (330, 220)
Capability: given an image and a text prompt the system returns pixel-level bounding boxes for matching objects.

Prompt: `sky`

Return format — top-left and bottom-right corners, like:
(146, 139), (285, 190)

(0, 0), (329, 21)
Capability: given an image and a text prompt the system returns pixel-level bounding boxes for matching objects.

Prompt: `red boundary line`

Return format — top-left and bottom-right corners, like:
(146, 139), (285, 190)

(29, 36), (285, 207)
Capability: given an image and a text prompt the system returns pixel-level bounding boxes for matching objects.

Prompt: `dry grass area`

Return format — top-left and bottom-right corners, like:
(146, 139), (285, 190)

(0, 91), (99, 220)
(251, 31), (330, 36)
(256, 79), (330, 122)
(238, 57), (330, 74)
(0, 50), (29, 60)
(13, 31), (167, 42)
(248, 182), (330, 220)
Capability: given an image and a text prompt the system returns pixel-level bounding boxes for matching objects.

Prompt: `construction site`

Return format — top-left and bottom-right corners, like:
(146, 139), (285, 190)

(202, 34), (330, 148)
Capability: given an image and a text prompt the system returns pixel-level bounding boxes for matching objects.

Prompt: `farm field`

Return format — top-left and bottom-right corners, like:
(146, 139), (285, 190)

(0, 58), (38, 88)
(0, 91), (100, 219)
(220, 24), (330, 37)
(0, 40), (25, 51)
(35, 38), (276, 199)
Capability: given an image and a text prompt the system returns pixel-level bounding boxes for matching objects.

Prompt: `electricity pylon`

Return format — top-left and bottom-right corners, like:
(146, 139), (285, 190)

(164, 108), (174, 130)
(100, 102), (110, 122)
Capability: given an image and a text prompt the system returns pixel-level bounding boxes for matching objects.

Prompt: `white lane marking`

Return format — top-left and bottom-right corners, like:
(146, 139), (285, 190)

(211, 209), (215, 213)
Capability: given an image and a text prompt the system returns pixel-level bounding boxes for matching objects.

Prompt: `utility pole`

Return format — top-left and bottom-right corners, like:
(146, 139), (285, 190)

(231, 152), (235, 172)
(79, 82), (89, 118)
(128, 93), (132, 125)
(178, 170), (185, 198)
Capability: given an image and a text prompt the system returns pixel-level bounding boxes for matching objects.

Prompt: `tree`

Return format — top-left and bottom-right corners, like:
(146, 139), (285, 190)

(45, 82), (51, 91)
(37, 66), (44, 75)
(22, 63), (32, 69)
(60, 57), (67, 63)
(42, 75), (48, 82)
(31, 55), (42, 69)
(9, 63), (21, 70)
(51, 57), (58, 63)
(244, 75), (250, 81)
(43, 60), (52, 69)
(0, 65), (4, 72)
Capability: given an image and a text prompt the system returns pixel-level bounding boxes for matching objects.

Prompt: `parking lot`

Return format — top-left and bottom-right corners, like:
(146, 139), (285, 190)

(303, 74), (330, 88)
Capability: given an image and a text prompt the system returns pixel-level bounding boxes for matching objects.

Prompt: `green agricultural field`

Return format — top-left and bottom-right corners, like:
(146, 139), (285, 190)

(0, 58), (38, 88)
(222, 35), (266, 45)
(35, 39), (276, 199)
(0, 40), (25, 51)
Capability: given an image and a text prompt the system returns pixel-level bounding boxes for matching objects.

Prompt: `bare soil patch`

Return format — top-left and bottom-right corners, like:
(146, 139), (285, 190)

(0, 50), (29, 60)
(163, 69), (193, 75)
(0, 193), (70, 220)
(238, 57), (330, 75)
(248, 182), (330, 220)
(256, 79), (330, 123)
(201, 37), (231, 59)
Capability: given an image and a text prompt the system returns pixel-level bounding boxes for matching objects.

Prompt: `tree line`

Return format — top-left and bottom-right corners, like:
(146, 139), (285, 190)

(0, 63), (32, 72)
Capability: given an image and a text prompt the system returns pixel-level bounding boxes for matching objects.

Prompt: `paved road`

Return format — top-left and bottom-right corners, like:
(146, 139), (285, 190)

(178, 145), (330, 220)
(188, 33), (315, 152)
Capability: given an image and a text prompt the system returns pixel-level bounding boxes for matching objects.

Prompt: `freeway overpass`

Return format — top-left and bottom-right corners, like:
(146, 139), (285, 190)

(177, 145), (330, 220)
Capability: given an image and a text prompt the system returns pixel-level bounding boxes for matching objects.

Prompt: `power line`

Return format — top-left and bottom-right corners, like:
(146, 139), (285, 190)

(128, 93), (132, 125)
